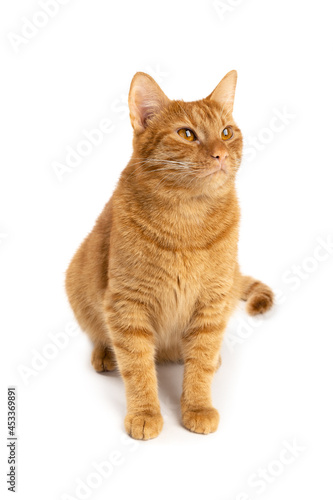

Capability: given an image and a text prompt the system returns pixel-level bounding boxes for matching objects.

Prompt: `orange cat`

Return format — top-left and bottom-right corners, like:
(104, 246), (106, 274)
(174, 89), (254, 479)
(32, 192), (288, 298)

(65, 70), (273, 440)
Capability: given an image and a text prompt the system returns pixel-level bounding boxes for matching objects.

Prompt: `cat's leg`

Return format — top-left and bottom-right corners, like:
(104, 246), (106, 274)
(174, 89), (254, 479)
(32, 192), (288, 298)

(103, 290), (163, 440)
(66, 252), (117, 372)
(80, 307), (117, 372)
(68, 298), (116, 373)
(91, 342), (117, 372)
(181, 300), (229, 434)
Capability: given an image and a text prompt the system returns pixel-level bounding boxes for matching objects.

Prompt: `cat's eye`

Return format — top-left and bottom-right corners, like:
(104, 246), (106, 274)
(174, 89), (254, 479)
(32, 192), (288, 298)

(221, 126), (233, 141)
(177, 128), (197, 142)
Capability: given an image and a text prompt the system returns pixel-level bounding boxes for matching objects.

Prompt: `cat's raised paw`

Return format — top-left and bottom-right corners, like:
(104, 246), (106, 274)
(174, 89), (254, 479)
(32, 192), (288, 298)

(125, 412), (163, 440)
(246, 287), (274, 316)
(182, 407), (220, 434)
(91, 345), (116, 372)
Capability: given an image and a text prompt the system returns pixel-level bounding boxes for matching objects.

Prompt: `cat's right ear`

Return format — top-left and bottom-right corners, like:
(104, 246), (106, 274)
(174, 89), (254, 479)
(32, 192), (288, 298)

(128, 72), (170, 133)
(207, 70), (238, 113)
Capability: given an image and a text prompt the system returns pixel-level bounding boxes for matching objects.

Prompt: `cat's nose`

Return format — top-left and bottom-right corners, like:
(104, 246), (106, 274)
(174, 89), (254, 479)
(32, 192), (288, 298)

(210, 150), (228, 167)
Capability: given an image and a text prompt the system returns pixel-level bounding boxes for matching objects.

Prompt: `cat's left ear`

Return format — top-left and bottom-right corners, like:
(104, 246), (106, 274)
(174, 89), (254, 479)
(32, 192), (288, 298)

(128, 72), (170, 133)
(207, 70), (238, 113)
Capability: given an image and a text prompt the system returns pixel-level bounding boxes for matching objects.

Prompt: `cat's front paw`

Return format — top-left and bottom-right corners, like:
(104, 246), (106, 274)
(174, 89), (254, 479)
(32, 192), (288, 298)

(125, 412), (163, 440)
(182, 407), (220, 434)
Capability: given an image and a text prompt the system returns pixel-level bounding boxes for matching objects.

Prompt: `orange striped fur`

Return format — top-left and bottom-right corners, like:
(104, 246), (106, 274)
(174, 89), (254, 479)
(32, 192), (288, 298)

(65, 71), (274, 439)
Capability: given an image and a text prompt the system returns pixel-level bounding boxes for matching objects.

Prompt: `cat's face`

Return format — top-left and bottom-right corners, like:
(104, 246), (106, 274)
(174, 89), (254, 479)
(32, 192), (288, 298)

(128, 72), (243, 194)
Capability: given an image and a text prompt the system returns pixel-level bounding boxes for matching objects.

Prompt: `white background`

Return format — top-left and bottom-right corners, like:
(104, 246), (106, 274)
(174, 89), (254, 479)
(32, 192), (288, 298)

(1, 1), (333, 499)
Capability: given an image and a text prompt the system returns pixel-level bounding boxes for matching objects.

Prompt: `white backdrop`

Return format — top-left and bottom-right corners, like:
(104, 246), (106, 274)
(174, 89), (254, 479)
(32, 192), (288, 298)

(1, 1), (333, 499)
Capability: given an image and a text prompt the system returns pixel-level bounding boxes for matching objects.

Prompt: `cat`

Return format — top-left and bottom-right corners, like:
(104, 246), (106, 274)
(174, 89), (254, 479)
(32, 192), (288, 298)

(65, 70), (274, 440)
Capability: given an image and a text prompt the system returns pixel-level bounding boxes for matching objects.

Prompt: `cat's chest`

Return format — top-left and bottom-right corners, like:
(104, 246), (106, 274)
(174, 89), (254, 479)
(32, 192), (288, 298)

(151, 239), (235, 346)
(153, 251), (202, 343)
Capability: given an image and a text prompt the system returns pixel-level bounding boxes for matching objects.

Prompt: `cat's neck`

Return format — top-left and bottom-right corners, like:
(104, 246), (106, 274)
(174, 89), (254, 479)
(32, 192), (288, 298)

(117, 163), (239, 250)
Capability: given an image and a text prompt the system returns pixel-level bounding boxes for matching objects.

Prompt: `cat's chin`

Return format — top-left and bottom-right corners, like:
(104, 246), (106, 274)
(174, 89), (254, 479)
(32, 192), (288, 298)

(197, 169), (229, 190)
(202, 169), (233, 193)
(197, 165), (227, 179)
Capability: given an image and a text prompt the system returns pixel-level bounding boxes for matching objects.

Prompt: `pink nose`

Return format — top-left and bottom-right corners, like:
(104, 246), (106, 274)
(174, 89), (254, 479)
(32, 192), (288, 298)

(210, 150), (228, 167)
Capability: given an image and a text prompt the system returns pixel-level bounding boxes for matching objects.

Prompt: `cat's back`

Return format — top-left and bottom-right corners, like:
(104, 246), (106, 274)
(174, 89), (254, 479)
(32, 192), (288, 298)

(66, 197), (114, 310)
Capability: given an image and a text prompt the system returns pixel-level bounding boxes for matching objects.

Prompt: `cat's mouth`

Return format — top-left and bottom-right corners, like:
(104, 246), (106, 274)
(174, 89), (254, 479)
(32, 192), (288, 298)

(197, 164), (227, 178)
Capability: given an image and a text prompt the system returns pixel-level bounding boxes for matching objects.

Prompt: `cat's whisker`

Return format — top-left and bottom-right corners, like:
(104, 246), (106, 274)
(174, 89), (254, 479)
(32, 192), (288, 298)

(131, 157), (199, 167)
(127, 161), (197, 178)
(127, 159), (190, 177)
(131, 157), (195, 163)
(142, 158), (196, 164)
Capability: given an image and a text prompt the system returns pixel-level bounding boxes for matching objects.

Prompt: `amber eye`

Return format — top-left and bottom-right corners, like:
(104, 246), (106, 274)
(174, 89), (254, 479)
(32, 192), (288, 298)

(221, 126), (233, 141)
(177, 128), (196, 142)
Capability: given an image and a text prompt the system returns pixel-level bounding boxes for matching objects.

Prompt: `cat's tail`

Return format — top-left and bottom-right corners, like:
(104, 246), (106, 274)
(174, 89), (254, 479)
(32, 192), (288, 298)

(240, 275), (274, 316)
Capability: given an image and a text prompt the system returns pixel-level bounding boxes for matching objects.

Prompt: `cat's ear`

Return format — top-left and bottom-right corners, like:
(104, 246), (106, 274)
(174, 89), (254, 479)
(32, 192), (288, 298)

(207, 70), (238, 113)
(128, 72), (170, 133)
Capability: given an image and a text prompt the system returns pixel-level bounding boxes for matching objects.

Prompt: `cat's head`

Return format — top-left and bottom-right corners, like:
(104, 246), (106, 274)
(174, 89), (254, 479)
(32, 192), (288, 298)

(128, 71), (243, 194)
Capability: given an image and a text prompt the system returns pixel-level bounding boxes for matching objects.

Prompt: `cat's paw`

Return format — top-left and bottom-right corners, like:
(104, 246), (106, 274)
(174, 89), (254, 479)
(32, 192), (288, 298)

(91, 345), (116, 372)
(246, 285), (274, 316)
(125, 412), (163, 440)
(182, 407), (220, 434)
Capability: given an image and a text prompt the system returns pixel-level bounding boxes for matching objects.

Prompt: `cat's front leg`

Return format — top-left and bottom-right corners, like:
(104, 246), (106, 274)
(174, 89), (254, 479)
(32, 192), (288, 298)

(103, 290), (163, 440)
(181, 301), (229, 434)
